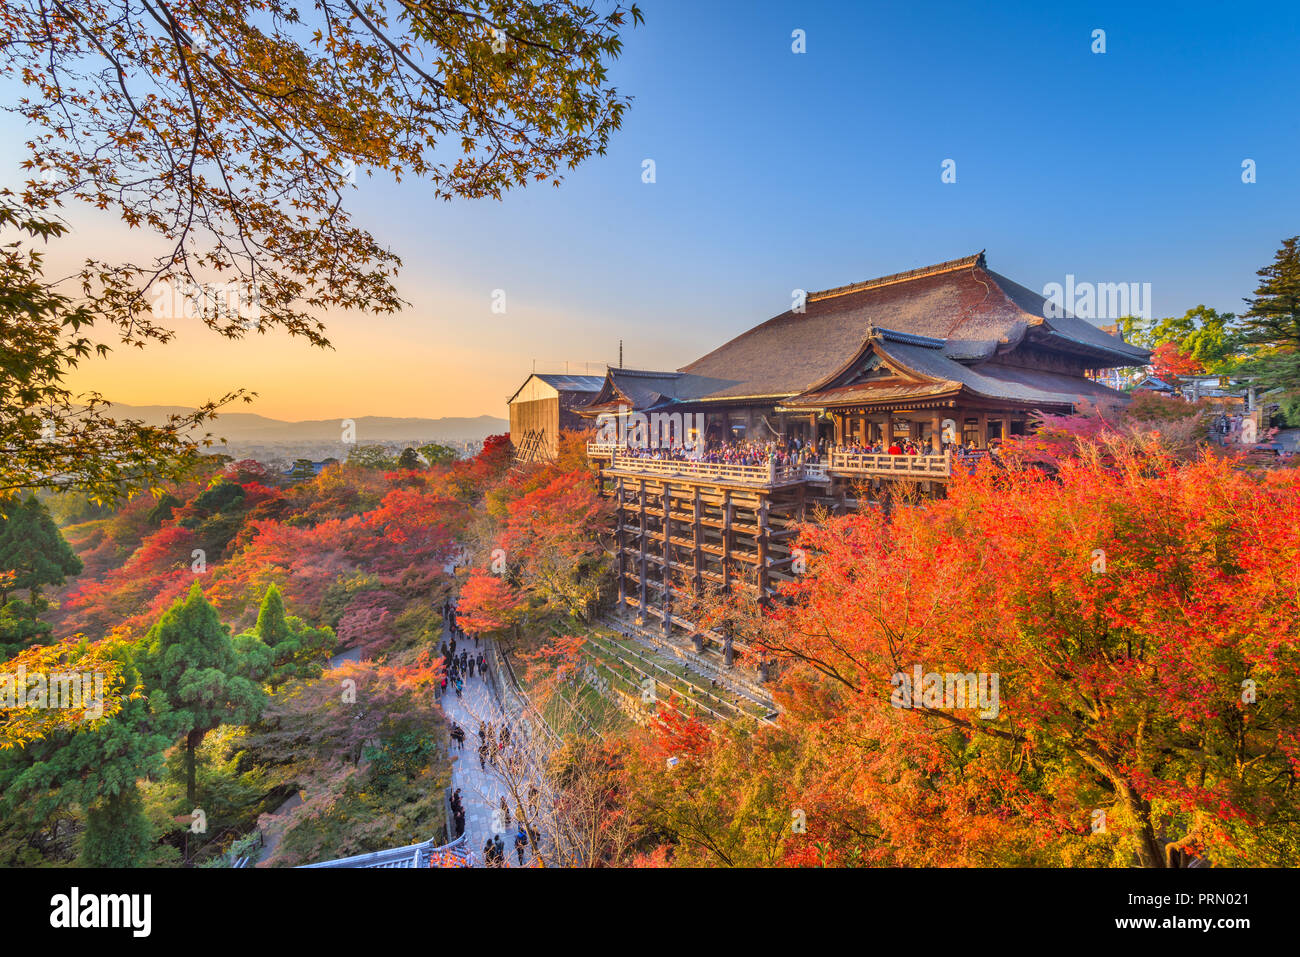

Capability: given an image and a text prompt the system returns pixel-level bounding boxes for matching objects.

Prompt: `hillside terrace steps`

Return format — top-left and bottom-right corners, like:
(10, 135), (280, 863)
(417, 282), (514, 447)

(602, 615), (776, 716)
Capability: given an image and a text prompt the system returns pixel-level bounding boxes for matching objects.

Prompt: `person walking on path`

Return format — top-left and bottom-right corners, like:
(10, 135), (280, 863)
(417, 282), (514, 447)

(493, 834), (506, 867)
(478, 741), (488, 771)
(514, 826), (527, 865)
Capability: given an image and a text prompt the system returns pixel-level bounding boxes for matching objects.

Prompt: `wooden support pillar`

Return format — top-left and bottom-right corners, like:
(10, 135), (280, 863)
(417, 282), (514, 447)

(662, 486), (672, 632)
(1000, 416), (1010, 441)
(616, 478), (626, 605)
(637, 479), (648, 620)
(977, 412), (988, 449)
(808, 413), (818, 455)
(722, 489), (733, 592)
(930, 412), (943, 453)
(757, 497), (770, 603)
(692, 486), (703, 591)
(885, 413), (895, 446)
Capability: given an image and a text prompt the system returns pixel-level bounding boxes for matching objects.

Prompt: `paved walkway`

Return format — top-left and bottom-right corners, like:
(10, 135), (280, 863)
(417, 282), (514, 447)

(438, 628), (542, 867)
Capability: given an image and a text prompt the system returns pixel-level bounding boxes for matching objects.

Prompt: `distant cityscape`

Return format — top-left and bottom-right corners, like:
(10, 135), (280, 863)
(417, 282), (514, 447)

(104, 403), (508, 471)
(214, 437), (487, 474)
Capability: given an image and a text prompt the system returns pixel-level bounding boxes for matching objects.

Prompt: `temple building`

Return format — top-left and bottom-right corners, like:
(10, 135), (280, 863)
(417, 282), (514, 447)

(582, 251), (1146, 453)
(576, 251), (1149, 673)
(508, 372), (605, 463)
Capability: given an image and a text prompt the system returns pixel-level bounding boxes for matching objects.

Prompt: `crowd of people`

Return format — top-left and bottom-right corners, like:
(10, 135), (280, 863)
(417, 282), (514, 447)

(615, 437), (818, 468)
(829, 436), (996, 458)
(441, 597), (543, 867)
(474, 826), (532, 867)
(609, 432), (991, 466)
(438, 600), (484, 699)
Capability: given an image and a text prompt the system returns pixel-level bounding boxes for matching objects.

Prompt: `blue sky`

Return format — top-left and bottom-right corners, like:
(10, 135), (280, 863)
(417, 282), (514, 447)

(5, 0), (1298, 419)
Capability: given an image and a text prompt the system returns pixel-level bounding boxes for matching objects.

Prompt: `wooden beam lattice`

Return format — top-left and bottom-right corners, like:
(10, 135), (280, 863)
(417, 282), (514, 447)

(513, 428), (550, 467)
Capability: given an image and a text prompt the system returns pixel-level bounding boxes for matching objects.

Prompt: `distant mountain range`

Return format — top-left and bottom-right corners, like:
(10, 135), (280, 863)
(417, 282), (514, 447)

(106, 404), (508, 444)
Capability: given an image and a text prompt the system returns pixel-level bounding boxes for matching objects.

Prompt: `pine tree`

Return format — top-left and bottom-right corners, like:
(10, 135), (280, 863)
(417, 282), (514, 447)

(0, 495), (82, 655)
(1241, 237), (1300, 418)
(0, 646), (170, 865)
(254, 584), (291, 648)
(1241, 237), (1300, 349)
(140, 585), (264, 804)
(0, 598), (53, 658)
(234, 585), (335, 694)
(0, 494), (82, 602)
(79, 787), (153, 867)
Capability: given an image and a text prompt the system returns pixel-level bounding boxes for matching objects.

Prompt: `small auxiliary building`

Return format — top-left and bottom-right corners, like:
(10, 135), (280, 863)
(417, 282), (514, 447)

(507, 373), (605, 463)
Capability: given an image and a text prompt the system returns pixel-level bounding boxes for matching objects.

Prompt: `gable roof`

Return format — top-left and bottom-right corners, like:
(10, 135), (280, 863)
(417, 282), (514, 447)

(669, 252), (1147, 403)
(507, 373), (605, 406)
(581, 368), (689, 413)
(534, 373), (605, 392)
(576, 252), (1151, 414)
(781, 328), (1128, 409)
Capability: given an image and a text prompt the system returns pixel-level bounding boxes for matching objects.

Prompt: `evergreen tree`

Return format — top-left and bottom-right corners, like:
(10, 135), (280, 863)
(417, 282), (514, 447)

(396, 447), (422, 471)
(140, 585), (264, 804)
(0, 646), (170, 866)
(0, 597), (53, 658)
(0, 495), (82, 656)
(79, 787), (153, 867)
(254, 584), (291, 648)
(0, 495), (82, 603)
(234, 585), (335, 694)
(418, 443), (458, 467)
(1241, 237), (1300, 419)
(1241, 236), (1300, 349)
(145, 493), (183, 527)
(346, 445), (398, 470)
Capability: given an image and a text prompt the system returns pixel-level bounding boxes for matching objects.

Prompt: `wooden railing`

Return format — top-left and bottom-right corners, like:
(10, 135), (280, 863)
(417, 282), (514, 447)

(608, 450), (790, 485)
(596, 448), (952, 483)
(587, 441), (618, 457)
(828, 450), (951, 478)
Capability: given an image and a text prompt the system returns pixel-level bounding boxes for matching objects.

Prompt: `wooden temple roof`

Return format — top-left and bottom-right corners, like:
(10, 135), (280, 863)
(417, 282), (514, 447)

(578, 252), (1150, 415)
(780, 330), (1127, 410)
